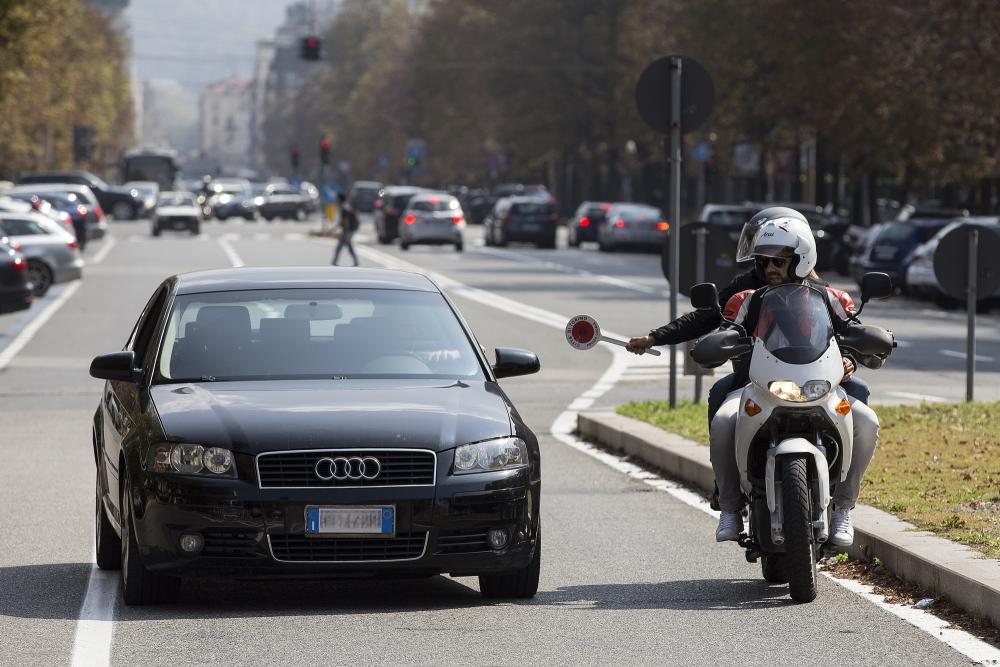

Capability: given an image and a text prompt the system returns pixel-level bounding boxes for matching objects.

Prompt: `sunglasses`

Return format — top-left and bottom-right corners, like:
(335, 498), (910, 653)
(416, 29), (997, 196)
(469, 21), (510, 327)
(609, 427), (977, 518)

(756, 256), (789, 269)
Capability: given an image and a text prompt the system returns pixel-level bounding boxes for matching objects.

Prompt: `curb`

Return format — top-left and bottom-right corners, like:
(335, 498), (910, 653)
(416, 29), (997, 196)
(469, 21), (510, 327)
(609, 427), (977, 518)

(578, 409), (1000, 629)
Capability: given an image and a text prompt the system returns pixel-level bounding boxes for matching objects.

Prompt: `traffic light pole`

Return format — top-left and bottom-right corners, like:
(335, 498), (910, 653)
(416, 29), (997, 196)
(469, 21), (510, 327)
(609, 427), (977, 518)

(667, 56), (682, 409)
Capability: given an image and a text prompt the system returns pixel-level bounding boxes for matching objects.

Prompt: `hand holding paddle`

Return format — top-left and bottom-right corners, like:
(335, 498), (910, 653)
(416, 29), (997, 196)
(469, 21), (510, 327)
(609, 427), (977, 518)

(565, 315), (661, 356)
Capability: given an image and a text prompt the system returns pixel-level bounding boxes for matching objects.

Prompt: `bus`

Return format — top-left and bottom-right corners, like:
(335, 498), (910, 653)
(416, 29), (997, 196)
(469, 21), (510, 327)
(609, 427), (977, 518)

(121, 148), (179, 190)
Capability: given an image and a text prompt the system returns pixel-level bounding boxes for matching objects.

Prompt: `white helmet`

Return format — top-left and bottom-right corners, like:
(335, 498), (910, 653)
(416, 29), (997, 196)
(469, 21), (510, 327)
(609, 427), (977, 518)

(736, 207), (817, 278)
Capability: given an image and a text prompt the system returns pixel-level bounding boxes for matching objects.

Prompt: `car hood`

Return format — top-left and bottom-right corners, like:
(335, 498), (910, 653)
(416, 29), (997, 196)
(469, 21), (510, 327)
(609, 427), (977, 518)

(150, 379), (513, 453)
(157, 206), (199, 216)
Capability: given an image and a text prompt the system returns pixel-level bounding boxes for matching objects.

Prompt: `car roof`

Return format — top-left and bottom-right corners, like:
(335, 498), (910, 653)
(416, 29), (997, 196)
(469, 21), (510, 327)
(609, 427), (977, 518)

(173, 267), (439, 295)
(383, 186), (424, 194)
(353, 181), (382, 188)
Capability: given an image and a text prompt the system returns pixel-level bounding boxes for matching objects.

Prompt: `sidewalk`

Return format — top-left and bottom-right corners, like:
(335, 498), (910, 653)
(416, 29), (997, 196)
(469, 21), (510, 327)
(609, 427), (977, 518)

(578, 409), (1000, 628)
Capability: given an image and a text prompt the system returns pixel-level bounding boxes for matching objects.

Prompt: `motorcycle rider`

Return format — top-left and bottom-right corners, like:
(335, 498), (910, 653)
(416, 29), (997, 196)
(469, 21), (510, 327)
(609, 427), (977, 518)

(626, 207), (871, 425)
(708, 216), (880, 546)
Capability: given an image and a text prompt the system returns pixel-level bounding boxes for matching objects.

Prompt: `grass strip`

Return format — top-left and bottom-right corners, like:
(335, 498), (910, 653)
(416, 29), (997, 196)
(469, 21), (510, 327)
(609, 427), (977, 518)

(616, 400), (1000, 558)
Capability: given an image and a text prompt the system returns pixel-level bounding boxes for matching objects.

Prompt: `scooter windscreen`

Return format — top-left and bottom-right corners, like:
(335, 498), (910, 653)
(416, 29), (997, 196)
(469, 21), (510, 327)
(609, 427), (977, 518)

(755, 285), (834, 364)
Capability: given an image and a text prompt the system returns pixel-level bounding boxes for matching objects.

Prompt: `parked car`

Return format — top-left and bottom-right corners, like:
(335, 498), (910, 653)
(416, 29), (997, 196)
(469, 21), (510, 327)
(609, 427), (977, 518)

(567, 202), (611, 247)
(347, 180), (383, 213)
(7, 183), (107, 241)
(0, 237), (33, 313)
(484, 196), (559, 249)
(16, 170), (143, 220)
(258, 183), (310, 221)
(123, 181), (160, 218)
(849, 218), (955, 289)
(896, 205), (969, 222)
(209, 179), (255, 221)
(598, 203), (669, 252)
(905, 217), (1000, 303)
(0, 211), (83, 296)
(88, 266), (542, 604)
(374, 186), (425, 244)
(152, 191), (201, 236)
(698, 204), (758, 227)
(398, 192), (465, 251)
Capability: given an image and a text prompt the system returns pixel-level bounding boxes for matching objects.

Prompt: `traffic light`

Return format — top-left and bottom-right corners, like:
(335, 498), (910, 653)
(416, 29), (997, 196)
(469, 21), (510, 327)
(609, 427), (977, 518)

(301, 35), (321, 61)
(319, 137), (331, 165)
(290, 147), (300, 170)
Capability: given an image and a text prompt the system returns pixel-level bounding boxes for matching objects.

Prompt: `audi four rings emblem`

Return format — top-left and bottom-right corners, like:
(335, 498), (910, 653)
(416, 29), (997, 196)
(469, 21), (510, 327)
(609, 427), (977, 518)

(314, 456), (382, 481)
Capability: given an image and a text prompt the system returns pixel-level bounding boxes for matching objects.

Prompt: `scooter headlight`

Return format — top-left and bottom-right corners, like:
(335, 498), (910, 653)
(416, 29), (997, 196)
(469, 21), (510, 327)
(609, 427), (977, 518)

(768, 380), (831, 402)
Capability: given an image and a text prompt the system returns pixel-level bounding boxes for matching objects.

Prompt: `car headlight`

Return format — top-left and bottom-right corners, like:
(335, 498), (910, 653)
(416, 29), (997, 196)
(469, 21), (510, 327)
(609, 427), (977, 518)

(152, 443), (236, 477)
(452, 437), (528, 474)
(768, 380), (831, 402)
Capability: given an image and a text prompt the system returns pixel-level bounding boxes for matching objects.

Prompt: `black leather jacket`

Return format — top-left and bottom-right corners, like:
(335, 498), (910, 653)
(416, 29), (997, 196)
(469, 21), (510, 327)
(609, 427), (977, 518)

(648, 268), (764, 345)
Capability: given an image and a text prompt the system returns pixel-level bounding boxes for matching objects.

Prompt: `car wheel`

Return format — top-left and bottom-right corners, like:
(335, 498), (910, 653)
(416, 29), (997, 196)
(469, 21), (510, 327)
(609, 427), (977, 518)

(95, 470), (121, 570)
(151, 225), (161, 237)
(120, 474), (180, 605)
(112, 202), (135, 220)
(190, 224), (200, 236)
(26, 260), (53, 297)
(598, 237), (612, 253)
(400, 242), (410, 251)
(244, 214), (255, 222)
(455, 242), (463, 252)
(263, 215), (274, 222)
(217, 214), (228, 222)
(496, 231), (507, 248)
(479, 524), (540, 599)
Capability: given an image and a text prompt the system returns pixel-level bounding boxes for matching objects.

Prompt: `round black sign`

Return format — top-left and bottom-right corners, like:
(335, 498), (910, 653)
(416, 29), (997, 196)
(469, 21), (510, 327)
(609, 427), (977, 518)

(932, 224), (1000, 301)
(635, 55), (715, 134)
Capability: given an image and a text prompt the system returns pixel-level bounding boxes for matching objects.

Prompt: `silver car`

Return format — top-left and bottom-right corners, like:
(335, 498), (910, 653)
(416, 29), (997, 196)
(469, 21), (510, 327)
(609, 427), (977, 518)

(598, 203), (669, 252)
(0, 211), (83, 296)
(398, 192), (465, 252)
(6, 183), (108, 240)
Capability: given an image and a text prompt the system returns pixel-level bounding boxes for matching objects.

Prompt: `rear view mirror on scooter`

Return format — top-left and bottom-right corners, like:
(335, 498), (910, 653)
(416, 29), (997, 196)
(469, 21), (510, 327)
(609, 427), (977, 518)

(860, 272), (893, 303)
(691, 328), (752, 367)
(690, 283), (720, 312)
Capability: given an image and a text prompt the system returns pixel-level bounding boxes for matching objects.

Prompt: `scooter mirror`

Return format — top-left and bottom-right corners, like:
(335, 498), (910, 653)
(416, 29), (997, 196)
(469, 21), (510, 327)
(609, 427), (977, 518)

(860, 272), (893, 303)
(690, 283), (720, 311)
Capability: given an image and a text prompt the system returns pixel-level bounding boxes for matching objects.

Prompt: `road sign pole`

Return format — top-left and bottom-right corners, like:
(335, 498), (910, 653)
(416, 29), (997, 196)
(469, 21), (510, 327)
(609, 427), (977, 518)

(693, 227), (707, 403)
(966, 229), (978, 402)
(667, 56), (682, 408)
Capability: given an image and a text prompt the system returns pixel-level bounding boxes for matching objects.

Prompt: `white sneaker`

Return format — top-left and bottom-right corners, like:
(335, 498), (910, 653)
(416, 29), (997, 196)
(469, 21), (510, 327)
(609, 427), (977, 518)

(715, 511), (743, 542)
(829, 508), (854, 546)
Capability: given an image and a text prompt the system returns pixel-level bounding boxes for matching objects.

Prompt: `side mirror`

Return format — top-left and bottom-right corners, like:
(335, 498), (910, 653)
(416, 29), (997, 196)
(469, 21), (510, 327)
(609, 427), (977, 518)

(90, 351), (139, 382)
(691, 329), (752, 367)
(492, 347), (540, 379)
(690, 282), (720, 312)
(860, 272), (893, 302)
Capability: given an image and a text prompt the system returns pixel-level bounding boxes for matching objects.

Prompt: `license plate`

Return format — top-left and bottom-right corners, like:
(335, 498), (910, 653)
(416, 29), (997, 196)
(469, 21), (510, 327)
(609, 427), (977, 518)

(305, 506), (395, 537)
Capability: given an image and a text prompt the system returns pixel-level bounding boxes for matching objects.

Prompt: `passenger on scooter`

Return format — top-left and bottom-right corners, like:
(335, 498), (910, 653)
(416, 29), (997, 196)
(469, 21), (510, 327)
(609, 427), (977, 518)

(709, 216), (879, 547)
(625, 207), (871, 426)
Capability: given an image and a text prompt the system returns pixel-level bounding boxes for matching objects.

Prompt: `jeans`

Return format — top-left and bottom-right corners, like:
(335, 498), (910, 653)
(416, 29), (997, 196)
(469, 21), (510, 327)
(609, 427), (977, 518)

(332, 232), (358, 266)
(707, 373), (870, 427)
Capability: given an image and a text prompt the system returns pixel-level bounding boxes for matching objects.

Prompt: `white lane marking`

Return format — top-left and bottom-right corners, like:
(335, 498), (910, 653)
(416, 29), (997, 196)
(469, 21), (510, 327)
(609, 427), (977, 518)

(89, 238), (116, 265)
(885, 391), (949, 403)
(358, 241), (999, 665)
(218, 237), (244, 267)
(940, 349), (995, 363)
(70, 546), (117, 667)
(252, 232), (271, 241)
(0, 281), (81, 371)
(473, 245), (670, 297)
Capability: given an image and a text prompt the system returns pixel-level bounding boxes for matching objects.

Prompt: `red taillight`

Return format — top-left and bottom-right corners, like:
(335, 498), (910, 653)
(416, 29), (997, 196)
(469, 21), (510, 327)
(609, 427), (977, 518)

(374, 200), (382, 209)
(95, 207), (105, 221)
(76, 205), (88, 217)
(11, 257), (25, 273)
(600, 204), (611, 212)
(404, 214), (416, 224)
(657, 221), (670, 231)
(579, 217), (591, 227)
(453, 215), (463, 224)
(67, 241), (78, 250)
(614, 219), (625, 228)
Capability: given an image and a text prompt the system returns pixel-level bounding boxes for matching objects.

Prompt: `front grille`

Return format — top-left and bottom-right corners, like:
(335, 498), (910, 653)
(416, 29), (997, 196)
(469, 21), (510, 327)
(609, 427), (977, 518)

(201, 528), (263, 558)
(436, 530), (489, 554)
(269, 532), (427, 562)
(257, 449), (435, 488)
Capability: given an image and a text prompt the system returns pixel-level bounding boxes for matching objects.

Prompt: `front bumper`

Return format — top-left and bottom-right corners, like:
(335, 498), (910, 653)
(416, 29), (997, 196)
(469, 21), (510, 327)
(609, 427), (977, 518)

(131, 464), (539, 579)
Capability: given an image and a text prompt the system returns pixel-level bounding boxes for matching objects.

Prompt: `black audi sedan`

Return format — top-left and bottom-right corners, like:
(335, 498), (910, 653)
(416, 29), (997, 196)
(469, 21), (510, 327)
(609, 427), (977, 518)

(90, 267), (541, 605)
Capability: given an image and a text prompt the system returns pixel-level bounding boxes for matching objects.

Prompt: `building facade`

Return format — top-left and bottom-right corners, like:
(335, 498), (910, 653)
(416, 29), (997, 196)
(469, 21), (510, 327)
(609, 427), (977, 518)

(200, 77), (252, 175)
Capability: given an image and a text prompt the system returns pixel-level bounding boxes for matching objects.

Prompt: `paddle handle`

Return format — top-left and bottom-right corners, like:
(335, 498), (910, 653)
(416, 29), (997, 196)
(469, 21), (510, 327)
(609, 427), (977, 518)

(600, 335), (661, 356)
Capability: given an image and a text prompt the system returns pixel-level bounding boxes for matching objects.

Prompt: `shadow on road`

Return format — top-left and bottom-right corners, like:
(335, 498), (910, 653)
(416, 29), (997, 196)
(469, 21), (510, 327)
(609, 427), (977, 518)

(528, 578), (794, 611)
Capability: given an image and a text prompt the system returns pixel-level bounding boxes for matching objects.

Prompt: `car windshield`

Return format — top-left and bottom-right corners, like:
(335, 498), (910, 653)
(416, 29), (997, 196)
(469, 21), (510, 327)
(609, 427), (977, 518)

(511, 202), (553, 215)
(411, 198), (458, 212)
(158, 193), (195, 206)
(127, 183), (157, 196)
(754, 284), (833, 364)
(620, 206), (659, 222)
(705, 210), (753, 226)
(156, 288), (485, 382)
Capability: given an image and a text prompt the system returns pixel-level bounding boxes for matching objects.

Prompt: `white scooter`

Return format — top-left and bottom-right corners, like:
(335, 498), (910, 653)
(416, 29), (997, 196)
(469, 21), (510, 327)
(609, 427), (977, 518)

(691, 273), (894, 602)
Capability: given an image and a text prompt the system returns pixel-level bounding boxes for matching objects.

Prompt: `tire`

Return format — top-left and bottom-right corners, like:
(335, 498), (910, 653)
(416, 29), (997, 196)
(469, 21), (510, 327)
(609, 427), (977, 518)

(216, 214), (228, 222)
(151, 225), (161, 237)
(190, 224), (200, 236)
(26, 260), (53, 297)
(263, 215), (274, 222)
(760, 553), (787, 583)
(495, 231), (507, 248)
(781, 456), (817, 603)
(455, 243), (463, 252)
(568, 233), (579, 248)
(400, 242), (410, 251)
(479, 526), (540, 599)
(120, 474), (180, 605)
(112, 202), (135, 220)
(95, 470), (121, 570)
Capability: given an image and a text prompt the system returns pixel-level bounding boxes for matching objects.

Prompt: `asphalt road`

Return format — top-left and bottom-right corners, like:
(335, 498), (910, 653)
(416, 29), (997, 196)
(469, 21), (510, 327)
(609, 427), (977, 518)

(0, 215), (993, 666)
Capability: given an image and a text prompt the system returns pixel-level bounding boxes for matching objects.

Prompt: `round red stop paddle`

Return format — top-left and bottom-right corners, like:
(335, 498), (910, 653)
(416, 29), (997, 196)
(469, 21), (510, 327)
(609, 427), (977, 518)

(564, 314), (660, 355)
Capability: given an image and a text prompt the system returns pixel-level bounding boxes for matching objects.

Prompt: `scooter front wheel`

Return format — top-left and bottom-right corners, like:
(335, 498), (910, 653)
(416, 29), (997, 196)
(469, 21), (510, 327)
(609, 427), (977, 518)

(781, 455), (817, 602)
